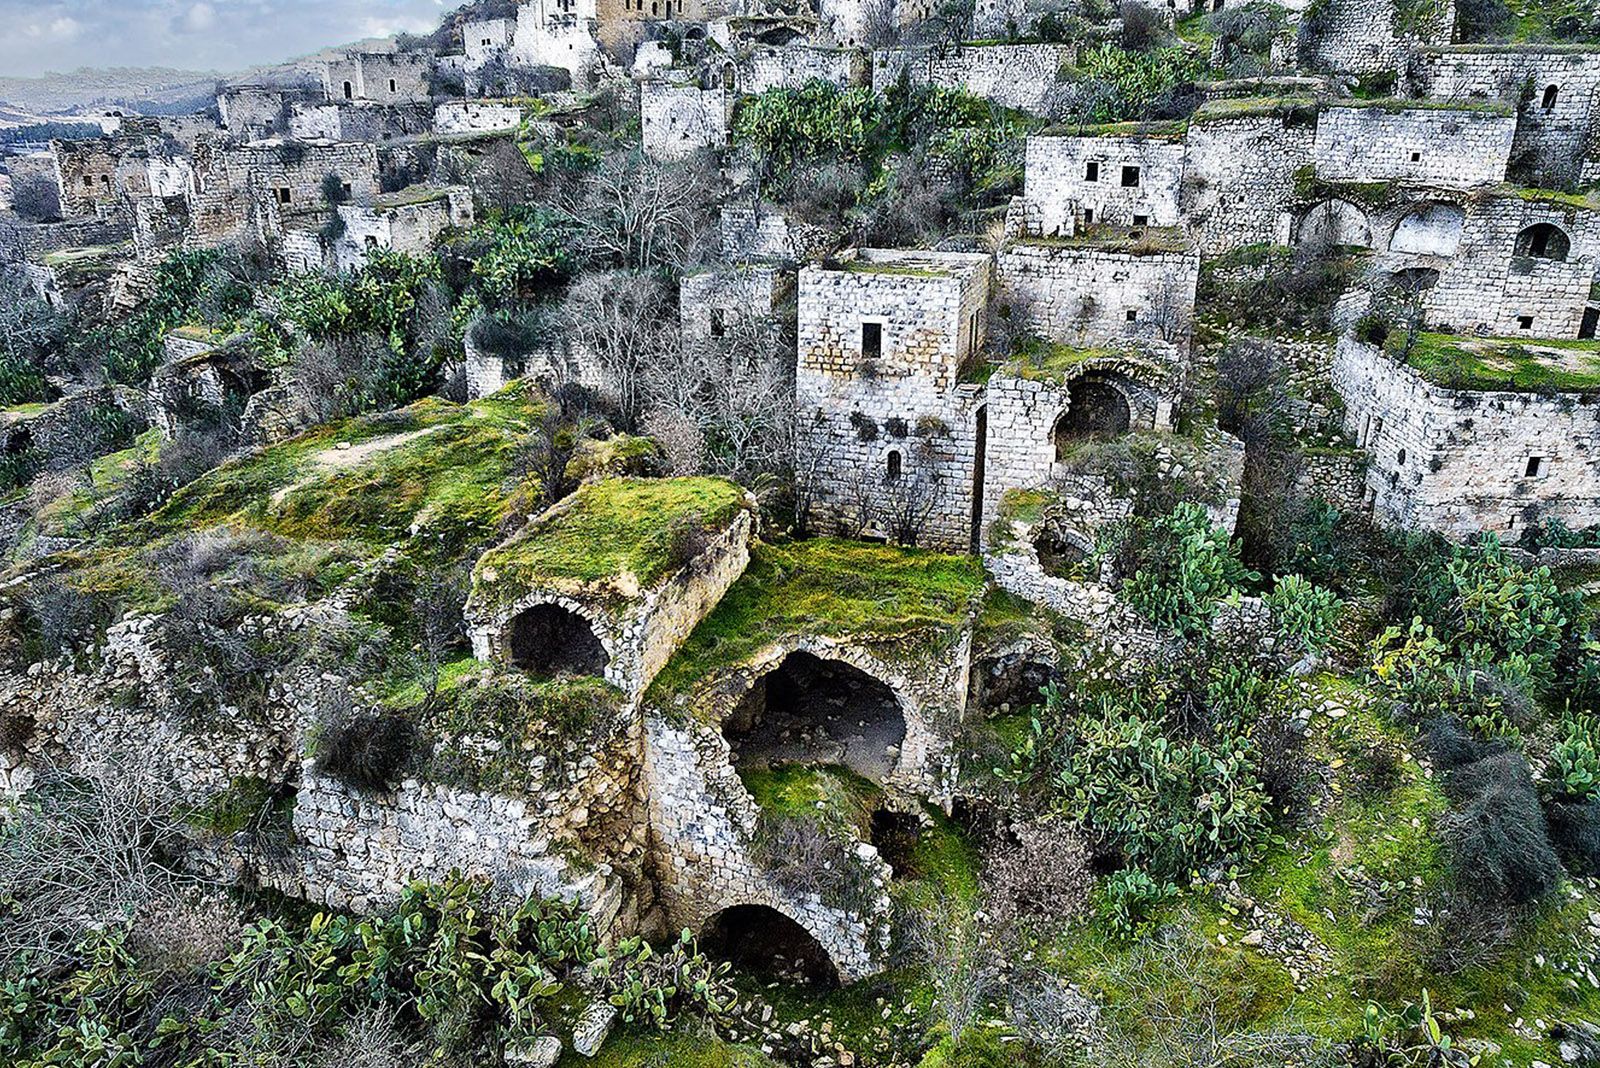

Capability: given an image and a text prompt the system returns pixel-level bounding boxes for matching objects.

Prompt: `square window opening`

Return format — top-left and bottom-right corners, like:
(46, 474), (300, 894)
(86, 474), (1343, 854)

(1120, 165), (1141, 187)
(861, 321), (882, 359)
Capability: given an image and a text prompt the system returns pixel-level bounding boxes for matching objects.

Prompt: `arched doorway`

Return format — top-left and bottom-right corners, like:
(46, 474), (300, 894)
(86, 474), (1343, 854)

(1515, 223), (1570, 261)
(506, 603), (608, 677)
(724, 651), (907, 784)
(1296, 199), (1373, 249)
(1389, 202), (1464, 256)
(700, 904), (839, 987)
(1053, 379), (1131, 457)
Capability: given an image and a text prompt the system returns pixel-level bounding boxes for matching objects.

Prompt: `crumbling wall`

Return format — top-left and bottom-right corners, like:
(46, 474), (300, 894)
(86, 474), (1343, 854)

(218, 86), (293, 139)
(1305, 0), (1454, 75)
(1313, 103), (1514, 189)
(996, 241), (1200, 350)
(641, 81), (728, 160)
(1183, 110), (1315, 255)
(679, 265), (788, 344)
(1332, 336), (1600, 537)
(871, 43), (1073, 116)
(322, 52), (433, 104)
(434, 100), (526, 135)
(736, 46), (867, 94)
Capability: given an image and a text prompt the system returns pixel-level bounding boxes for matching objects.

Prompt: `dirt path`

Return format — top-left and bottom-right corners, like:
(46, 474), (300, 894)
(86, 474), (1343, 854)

(270, 424), (444, 506)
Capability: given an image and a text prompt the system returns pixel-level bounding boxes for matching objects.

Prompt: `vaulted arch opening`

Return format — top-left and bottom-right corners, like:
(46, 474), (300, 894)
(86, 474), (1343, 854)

(1389, 202), (1464, 256)
(1515, 223), (1571, 261)
(506, 603), (608, 677)
(1296, 199), (1373, 249)
(1053, 379), (1131, 458)
(724, 651), (907, 784)
(700, 905), (839, 987)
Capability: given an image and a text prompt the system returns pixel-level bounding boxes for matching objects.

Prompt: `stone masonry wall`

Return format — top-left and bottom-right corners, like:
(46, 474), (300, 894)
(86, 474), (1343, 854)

(1312, 104), (1515, 189)
(996, 241), (1200, 351)
(1306, 0), (1455, 76)
(1332, 336), (1600, 537)
(1182, 112), (1315, 255)
(1409, 46), (1600, 191)
(871, 43), (1073, 116)
(679, 265), (787, 344)
(1024, 133), (1187, 234)
(434, 100), (527, 135)
(737, 46), (867, 94)
(641, 82), (728, 160)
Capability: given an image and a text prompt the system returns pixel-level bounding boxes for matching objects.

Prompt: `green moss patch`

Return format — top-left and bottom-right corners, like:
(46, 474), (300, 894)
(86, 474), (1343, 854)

(1391, 331), (1600, 393)
(565, 1033), (778, 1068)
(471, 476), (748, 610)
(647, 538), (984, 708)
(740, 764), (880, 837)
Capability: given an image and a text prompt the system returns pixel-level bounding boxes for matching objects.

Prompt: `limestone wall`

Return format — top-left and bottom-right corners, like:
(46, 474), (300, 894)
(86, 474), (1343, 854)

(0, 216), (131, 264)
(737, 46), (867, 94)
(1409, 46), (1600, 190)
(679, 265), (788, 344)
(511, 0), (603, 89)
(187, 139), (380, 248)
(463, 16), (516, 65)
(1312, 104), (1515, 189)
(218, 86), (292, 139)
(434, 100), (527, 135)
(322, 52), (433, 104)
(1305, 0), (1454, 76)
(1183, 112), (1314, 255)
(996, 241), (1200, 351)
(1024, 133), (1187, 234)
(641, 81), (728, 160)
(1332, 336), (1600, 537)
(871, 43), (1073, 116)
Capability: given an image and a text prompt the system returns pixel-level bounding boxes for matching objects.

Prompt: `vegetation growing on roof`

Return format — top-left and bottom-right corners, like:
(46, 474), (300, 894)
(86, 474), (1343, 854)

(1388, 331), (1600, 393)
(647, 538), (985, 706)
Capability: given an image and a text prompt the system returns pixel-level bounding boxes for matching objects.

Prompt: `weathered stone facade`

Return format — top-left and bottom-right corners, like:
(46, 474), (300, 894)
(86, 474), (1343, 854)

(1303, 0), (1455, 76)
(1312, 102), (1516, 190)
(1332, 336), (1600, 536)
(321, 51), (433, 104)
(798, 250), (992, 551)
(1024, 131), (1188, 234)
(871, 43), (1074, 116)
(641, 80), (729, 160)
(1409, 45), (1600, 191)
(1182, 104), (1316, 255)
(996, 239), (1200, 351)
(331, 186), (473, 273)
(679, 264), (790, 344)
(734, 45), (868, 95)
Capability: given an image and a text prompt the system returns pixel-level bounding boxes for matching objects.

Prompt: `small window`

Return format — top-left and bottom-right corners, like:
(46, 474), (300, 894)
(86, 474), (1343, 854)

(1125, 309), (1138, 322)
(709, 308), (725, 337)
(862, 321), (882, 359)
(1397, 448), (1406, 466)
(1083, 208), (1094, 225)
(1120, 165), (1141, 187)
(1132, 214), (1149, 225)
(1410, 151), (1421, 163)
(1525, 456), (1548, 478)
(1518, 315), (1534, 330)
(389, 78), (397, 93)
(886, 450), (902, 481)
(1542, 84), (1559, 110)
(274, 187), (292, 204)
(82, 175), (93, 187)
(343, 80), (354, 100)
(1084, 161), (1099, 182)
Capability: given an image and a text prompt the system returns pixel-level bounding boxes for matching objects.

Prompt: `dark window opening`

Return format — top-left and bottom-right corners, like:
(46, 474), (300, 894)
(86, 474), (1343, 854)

(343, 80), (354, 100)
(1125, 309), (1138, 322)
(870, 808), (922, 877)
(886, 450), (902, 481)
(1410, 151), (1421, 162)
(1084, 161), (1099, 182)
(389, 78), (397, 93)
(709, 308), (725, 337)
(1526, 456), (1546, 478)
(1132, 213), (1149, 225)
(1120, 165), (1140, 187)
(1542, 84), (1559, 109)
(1516, 222), (1570, 261)
(861, 321), (882, 359)
(507, 603), (608, 677)
(1397, 448), (1406, 466)
(1518, 315), (1534, 330)
(1083, 208), (1094, 224)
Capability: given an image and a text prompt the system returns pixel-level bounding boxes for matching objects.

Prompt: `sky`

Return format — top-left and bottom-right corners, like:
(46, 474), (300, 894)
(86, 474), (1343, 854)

(0, 0), (448, 78)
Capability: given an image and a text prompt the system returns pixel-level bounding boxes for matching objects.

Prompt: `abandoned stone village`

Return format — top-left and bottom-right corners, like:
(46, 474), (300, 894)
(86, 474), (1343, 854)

(3, 0), (1600, 1064)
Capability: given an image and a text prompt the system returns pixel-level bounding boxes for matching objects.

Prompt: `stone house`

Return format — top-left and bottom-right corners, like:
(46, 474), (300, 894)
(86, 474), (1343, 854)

(510, 0), (606, 89)
(321, 51), (434, 104)
(1408, 44), (1600, 191)
(641, 78), (729, 159)
(217, 85), (297, 140)
(1023, 127), (1189, 235)
(1332, 335), (1600, 537)
(1310, 100), (1517, 190)
(186, 138), (381, 250)
(797, 248), (993, 552)
(870, 42), (1075, 116)
(330, 185), (474, 273)
(1302, 0), (1456, 76)
(678, 264), (793, 344)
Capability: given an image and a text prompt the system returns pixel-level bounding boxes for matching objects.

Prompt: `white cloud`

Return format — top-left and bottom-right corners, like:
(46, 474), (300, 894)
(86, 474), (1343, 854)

(184, 3), (217, 32)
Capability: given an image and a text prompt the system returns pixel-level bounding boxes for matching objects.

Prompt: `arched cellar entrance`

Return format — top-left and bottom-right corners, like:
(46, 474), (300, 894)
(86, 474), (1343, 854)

(1053, 379), (1131, 457)
(700, 904), (840, 987)
(506, 603), (608, 677)
(723, 651), (908, 784)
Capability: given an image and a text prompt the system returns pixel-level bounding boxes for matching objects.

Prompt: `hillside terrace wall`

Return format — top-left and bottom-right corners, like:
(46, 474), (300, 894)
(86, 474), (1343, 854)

(1332, 336), (1600, 536)
(1312, 104), (1515, 189)
(0, 216), (131, 264)
(736, 45), (867, 94)
(434, 99), (527, 135)
(1409, 46), (1600, 190)
(871, 43), (1073, 116)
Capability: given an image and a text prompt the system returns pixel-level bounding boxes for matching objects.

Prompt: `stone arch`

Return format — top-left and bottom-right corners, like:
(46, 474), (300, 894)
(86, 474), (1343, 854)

(1053, 378), (1132, 457)
(505, 601), (609, 677)
(1388, 201), (1464, 256)
(723, 649), (911, 785)
(1515, 222), (1570, 261)
(700, 903), (841, 987)
(1296, 199), (1373, 249)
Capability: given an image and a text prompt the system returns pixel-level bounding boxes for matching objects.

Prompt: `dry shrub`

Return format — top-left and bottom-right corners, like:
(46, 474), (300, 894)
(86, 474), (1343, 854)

(316, 710), (414, 793)
(982, 817), (1092, 934)
(129, 887), (245, 977)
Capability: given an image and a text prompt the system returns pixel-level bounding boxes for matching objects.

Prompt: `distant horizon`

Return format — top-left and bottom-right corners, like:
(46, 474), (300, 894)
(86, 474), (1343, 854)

(0, 0), (446, 80)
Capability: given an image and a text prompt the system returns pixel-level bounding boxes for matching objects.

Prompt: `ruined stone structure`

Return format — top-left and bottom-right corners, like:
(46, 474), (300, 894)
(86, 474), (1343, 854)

(1303, 0), (1455, 76)
(217, 85), (297, 139)
(330, 186), (474, 273)
(816, 0), (935, 49)
(679, 264), (791, 343)
(1182, 100), (1317, 254)
(1024, 129), (1187, 234)
(1311, 101), (1516, 190)
(641, 79), (729, 159)
(797, 249), (993, 552)
(321, 51), (433, 104)
(509, 0), (605, 89)
(187, 138), (381, 250)
(1409, 45), (1600, 191)
(1333, 336), (1600, 536)
(733, 45), (867, 95)
(870, 42), (1074, 116)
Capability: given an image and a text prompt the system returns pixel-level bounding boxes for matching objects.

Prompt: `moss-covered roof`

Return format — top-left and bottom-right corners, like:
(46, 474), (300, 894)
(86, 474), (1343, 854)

(1003, 338), (1164, 384)
(1390, 331), (1600, 393)
(1011, 224), (1188, 256)
(1326, 96), (1515, 117)
(1191, 95), (1318, 124)
(647, 538), (985, 706)
(471, 476), (749, 609)
(1500, 184), (1600, 213)
(1034, 120), (1186, 140)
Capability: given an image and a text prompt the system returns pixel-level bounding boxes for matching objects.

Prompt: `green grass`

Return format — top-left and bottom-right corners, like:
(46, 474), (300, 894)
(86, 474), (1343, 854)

(1392, 331), (1600, 393)
(1007, 336), (1160, 382)
(1191, 96), (1317, 124)
(471, 476), (748, 609)
(740, 764), (880, 836)
(565, 1032), (778, 1068)
(646, 538), (985, 709)
(1328, 96), (1514, 117)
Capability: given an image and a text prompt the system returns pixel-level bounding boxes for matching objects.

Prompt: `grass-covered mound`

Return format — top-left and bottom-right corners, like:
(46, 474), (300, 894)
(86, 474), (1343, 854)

(470, 476), (749, 611)
(1390, 331), (1600, 393)
(646, 538), (985, 709)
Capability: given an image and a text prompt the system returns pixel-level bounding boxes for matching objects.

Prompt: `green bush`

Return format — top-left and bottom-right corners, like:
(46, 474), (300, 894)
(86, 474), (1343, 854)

(1544, 713), (1600, 802)
(1122, 502), (1257, 639)
(1264, 574), (1342, 658)
(1098, 868), (1179, 939)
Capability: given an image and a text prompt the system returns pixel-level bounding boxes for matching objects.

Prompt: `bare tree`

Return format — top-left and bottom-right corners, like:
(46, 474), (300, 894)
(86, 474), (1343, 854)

(560, 149), (718, 271)
(791, 410), (835, 538)
(901, 893), (1000, 1047)
(882, 437), (948, 547)
(559, 270), (675, 428)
